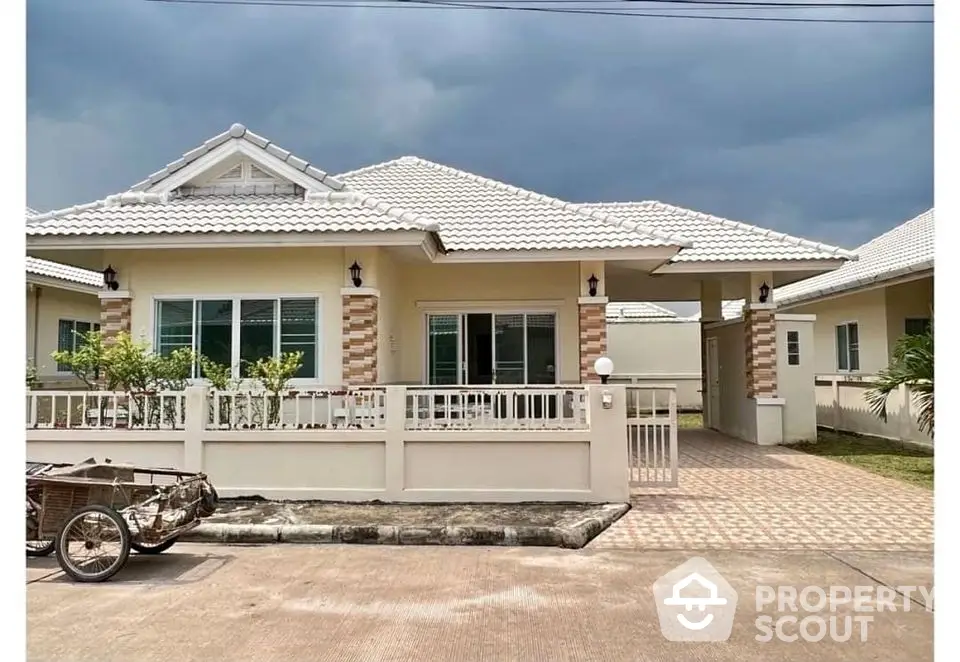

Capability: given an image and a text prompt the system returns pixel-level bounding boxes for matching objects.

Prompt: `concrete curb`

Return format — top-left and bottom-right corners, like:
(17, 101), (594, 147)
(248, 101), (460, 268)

(179, 503), (630, 549)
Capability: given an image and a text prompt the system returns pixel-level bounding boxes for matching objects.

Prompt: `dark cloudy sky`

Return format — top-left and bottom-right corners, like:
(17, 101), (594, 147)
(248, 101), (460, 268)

(26, 0), (932, 250)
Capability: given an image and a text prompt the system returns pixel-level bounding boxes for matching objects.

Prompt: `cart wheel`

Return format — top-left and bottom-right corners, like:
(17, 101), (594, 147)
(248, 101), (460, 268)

(55, 505), (131, 583)
(26, 539), (55, 557)
(130, 537), (178, 555)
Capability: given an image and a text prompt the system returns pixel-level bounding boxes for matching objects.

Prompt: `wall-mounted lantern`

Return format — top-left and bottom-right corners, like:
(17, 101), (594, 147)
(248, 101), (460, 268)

(758, 281), (770, 303)
(103, 265), (119, 291)
(587, 274), (599, 297)
(349, 261), (363, 287)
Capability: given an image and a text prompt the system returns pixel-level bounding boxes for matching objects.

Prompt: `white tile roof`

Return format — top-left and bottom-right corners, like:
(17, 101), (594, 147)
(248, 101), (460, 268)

(685, 300), (745, 321)
(337, 157), (689, 252)
(25, 191), (433, 237)
(129, 123), (346, 192)
(775, 208), (934, 308)
(26, 207), (39, 218)
(26, 257), (102, 288)
(579, 201), (855, 262)
(606, 302), (678, 321)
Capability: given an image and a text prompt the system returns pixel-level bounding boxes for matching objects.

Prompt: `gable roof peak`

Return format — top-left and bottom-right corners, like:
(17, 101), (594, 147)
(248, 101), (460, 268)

(128, 123), (346, 194)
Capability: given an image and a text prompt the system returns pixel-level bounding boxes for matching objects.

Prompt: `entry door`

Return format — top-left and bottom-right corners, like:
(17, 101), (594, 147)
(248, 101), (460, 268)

(705, 337), (720, 429)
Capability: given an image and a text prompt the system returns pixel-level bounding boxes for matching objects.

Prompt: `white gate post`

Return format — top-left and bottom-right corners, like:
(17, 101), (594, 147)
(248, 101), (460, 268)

(588, 384), (629, 502)
(384, 386), (406, 501)
(183, 385), (208, 472)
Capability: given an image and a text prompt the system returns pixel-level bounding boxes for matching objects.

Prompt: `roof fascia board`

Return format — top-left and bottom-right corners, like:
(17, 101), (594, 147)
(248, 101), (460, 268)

(26, 230), (430, 251)
(142, 140), (336, 195)
(432, 246), (681, 264)
(26, 274), (100, 295)
(777, 264), (934, 311)
(654, 259), (849, 274)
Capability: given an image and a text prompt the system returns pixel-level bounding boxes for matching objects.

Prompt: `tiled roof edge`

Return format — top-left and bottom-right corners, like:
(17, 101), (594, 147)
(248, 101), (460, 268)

(26, 257), (103, 288)
(128, 123), (346, 193)
(777, 259), (934, 308)
(303, 190), (440, 232)
(340, 157), (693, 248)
(25, 192), (172, 226)
(589, 201), (858, 260)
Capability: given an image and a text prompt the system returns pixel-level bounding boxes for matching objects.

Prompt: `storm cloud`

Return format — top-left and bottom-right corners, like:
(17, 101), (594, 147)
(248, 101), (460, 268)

(27, 0), (932, 249)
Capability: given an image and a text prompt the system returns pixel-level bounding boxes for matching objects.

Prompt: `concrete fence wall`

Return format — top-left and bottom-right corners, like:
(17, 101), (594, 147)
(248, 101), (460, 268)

(26, 385), (631, 503)
(815, 375), (932, 446)
(609, 373), (701, 411)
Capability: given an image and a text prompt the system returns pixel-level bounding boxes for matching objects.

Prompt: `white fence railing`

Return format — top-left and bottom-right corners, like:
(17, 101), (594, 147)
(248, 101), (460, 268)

(404, 386), (589, 430)
(208, 388), (387, 430)
(625, 384), (679, 487)
(26, 391), (188, 430)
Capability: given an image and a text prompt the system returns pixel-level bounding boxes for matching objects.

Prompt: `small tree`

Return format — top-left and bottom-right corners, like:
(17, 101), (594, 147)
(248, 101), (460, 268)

(245, 352), (304, 427)
(199, 356), (238, 427)
(50, 329), (106, 389)
(26, 360), (39, 389)
(864, 326), (934, 437)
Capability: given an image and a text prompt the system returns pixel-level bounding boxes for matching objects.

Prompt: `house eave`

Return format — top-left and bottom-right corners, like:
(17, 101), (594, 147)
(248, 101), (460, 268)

(25, 230), (432, 251)
(777, 262), (934, 311)
(431, 246), (683, 264)
(653, 258), (850, 274)
(26, 273), (101, 295)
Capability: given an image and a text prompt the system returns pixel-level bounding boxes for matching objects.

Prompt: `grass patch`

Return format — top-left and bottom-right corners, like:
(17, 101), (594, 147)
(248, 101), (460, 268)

(678, 412), (703, 429)
(788, 430), (933, 489)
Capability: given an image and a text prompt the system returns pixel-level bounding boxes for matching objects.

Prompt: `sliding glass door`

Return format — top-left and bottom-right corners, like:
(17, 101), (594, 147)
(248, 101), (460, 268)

(426, 311), (557, 385)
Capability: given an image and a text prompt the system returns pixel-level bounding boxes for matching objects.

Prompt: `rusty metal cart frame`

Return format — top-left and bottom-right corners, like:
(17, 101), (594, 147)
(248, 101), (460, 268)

(26, 460), (218, 582)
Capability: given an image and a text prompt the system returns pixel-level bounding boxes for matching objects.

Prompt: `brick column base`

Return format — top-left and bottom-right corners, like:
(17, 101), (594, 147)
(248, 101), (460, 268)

(744, 306), (777, 397)
(342, 292), (379, 385)
(100, 295), (132, 346)
(578, 299), (607, 383)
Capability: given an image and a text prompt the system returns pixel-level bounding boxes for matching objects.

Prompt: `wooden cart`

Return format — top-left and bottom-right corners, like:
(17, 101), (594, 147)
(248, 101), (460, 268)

(26, 460), (218, 582)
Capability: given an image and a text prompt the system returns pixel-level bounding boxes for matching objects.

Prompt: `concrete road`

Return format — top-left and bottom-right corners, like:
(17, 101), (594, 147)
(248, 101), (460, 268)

(27, 544), (933, 662)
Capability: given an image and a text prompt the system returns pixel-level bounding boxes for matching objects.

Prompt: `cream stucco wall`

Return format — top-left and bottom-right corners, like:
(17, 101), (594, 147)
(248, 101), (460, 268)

(884, 276), (934, 358)
(104, 247), (347, 384)
(101, 248), (584, 385)
(776, 317), (817, 442)
(607, 320), (702, 409)
(788, 275), (933, 376)
(703, 320), (755, 442)
(26, 284), (101, 378)
(790, 288), (889, 375)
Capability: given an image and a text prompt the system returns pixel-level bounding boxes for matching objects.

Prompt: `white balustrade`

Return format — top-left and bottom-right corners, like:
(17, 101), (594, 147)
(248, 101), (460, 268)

(404, 386), (589, 430)
(25, 391), (187, 430)
(208, 387), (387, 430)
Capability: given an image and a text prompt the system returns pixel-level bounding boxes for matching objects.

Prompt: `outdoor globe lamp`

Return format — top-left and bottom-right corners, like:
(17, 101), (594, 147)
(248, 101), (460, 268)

(594, 356), (614, 384)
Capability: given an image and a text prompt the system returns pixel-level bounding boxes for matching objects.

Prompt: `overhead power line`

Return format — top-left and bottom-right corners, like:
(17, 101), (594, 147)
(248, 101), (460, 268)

(145, 0), (935, 23)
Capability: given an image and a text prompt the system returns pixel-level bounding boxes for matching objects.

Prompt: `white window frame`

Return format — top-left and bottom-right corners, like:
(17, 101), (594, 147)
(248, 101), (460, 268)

(151, 293), (324, 386)
(785, 330), (800, 366)
(835, 321), (860, 373)
(56, 319), (102, 374)
(420, 306), (561, 386)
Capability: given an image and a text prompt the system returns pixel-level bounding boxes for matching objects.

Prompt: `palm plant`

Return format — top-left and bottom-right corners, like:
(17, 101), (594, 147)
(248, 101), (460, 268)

(864, 325), (934, 436)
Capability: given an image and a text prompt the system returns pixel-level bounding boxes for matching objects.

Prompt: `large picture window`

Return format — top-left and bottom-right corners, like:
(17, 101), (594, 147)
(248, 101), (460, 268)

(155, 296), (320, 380)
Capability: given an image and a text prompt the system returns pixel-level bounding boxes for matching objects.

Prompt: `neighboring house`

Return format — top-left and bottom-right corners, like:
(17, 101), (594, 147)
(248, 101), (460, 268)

(606, 302), (703, 410)
(25, 123), (856, 445)
(774, 208), (934, 443)
(684, 300), (745, 322)
(26, 256), (102, 386)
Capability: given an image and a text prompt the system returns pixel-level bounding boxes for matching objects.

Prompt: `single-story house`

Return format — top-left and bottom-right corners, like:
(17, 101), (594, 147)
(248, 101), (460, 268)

(25, 123), (857, 445)
(775, 208), (934, 443)
(26, 207), (103, 387)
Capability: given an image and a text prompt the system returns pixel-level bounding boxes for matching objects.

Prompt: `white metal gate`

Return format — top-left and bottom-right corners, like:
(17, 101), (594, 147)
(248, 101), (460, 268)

(626, 385), (679, 487)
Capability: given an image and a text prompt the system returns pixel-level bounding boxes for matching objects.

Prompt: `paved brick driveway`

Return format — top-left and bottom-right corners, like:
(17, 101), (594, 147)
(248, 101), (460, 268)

(589, 428), (933, 551)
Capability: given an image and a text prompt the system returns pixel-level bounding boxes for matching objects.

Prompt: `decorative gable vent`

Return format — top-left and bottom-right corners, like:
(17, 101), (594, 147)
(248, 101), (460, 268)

(215, 164), (244, 181)
(249, 164), (275, 180)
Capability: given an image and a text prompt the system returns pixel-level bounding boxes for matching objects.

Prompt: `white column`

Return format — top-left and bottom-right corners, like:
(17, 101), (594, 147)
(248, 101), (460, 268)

(183, 385), (209, 472)
(383, 385), (406, 500)
(588, 384), (629, 502)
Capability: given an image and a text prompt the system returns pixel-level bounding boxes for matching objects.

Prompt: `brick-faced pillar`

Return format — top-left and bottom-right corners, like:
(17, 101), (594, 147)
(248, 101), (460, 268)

(99, 293), (132, 346)
(578, 297), (608, 383)
(342, 291), (379, 385)
(744, 305), (777, 397)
